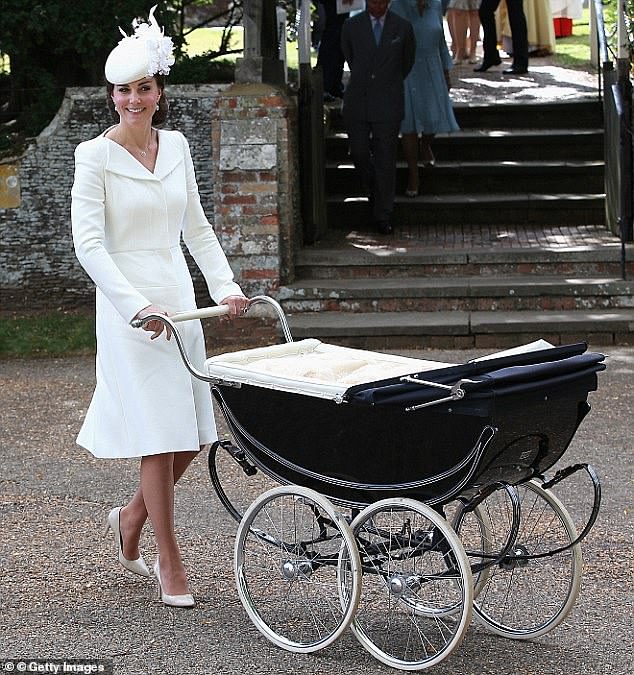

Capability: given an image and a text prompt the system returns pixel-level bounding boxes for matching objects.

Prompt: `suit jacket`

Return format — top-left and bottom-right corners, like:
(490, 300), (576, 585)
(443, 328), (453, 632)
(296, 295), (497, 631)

(71, 129), (242, 458)
(341, 10), (416, 124)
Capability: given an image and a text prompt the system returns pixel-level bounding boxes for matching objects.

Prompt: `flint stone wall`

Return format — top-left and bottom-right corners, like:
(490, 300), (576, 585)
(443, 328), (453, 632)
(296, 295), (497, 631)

(0, 84), (298, 313)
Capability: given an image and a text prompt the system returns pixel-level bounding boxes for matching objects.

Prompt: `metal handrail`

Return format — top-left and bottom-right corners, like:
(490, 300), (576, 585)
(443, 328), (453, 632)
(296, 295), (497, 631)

(592, 0), (612, 68)
(612, 81), (632, 278)
(591, 0), (633, 270)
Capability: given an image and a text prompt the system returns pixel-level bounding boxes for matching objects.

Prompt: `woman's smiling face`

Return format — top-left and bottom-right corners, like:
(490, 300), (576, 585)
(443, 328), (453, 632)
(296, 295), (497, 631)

(111, 77), (162, 126)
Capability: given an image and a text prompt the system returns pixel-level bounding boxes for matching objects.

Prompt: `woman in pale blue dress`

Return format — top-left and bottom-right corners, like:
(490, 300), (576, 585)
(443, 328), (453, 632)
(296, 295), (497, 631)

(391, 0), (459, 196)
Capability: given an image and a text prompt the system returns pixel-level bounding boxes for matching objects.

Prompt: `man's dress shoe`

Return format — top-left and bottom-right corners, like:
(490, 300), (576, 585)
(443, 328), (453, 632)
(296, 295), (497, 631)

(503, 66), (529, 75)
(376, 221), (393, 235)
(473, 57), (502, 72)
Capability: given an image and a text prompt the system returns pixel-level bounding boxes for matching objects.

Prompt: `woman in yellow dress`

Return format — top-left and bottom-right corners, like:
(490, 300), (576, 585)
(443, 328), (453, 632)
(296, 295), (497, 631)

(498, 0), (556, 56)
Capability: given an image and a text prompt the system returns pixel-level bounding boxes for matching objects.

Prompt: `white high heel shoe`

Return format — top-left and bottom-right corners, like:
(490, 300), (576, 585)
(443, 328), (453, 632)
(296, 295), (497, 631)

(104, 507), (151, 577)
(154, 558), (195, 608)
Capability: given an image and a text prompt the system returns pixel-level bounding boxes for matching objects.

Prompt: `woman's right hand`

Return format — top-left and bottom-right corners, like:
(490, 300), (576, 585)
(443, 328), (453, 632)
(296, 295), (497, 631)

(133, 305), (172, 341)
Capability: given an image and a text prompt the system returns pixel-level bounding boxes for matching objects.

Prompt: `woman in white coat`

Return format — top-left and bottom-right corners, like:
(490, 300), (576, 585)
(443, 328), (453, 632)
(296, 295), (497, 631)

(71, 7), (248, 608)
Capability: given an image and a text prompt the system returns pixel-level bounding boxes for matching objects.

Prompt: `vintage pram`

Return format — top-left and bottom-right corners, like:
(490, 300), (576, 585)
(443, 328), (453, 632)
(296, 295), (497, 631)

(135, 296), (605, 671)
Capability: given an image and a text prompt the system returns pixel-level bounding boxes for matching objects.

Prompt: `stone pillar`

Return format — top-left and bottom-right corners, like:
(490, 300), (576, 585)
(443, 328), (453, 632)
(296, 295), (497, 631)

(235, 0), (285, 85)
(211, 83), (298, 296)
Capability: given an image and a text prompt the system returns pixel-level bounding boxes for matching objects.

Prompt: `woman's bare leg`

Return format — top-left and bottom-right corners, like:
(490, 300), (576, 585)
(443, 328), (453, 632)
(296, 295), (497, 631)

(119, 449), (200, 562)
(468, 10), (481, 61)
(138, 451), (195, 595)
(401, 133), (419, 194)
(421, 134), (436, 165)
(453, 10), (469, 62)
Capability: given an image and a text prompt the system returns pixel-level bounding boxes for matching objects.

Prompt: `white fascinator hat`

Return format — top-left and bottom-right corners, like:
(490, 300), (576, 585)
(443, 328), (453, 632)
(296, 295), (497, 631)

(105, 5), (175, 85)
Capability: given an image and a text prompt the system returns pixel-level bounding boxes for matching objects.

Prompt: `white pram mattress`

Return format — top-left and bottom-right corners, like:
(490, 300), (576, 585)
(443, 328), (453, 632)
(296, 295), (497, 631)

(205, 339), (454, 399)
(204, 338), (556, 401)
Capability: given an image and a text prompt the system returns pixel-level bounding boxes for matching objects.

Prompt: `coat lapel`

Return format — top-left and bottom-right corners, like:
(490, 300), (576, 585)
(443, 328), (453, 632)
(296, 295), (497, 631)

(104, 130), (183, 181)
(153, 131), (184, 180)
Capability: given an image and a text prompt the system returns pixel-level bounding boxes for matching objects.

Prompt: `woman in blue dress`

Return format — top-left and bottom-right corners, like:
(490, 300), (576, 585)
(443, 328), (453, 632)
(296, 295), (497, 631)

(391, 0), (459, 196)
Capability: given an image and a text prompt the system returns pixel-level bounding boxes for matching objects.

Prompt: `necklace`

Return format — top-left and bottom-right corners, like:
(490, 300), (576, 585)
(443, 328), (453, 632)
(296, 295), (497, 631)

(126, 131), (154, 157)
(135, 137), (153, 157)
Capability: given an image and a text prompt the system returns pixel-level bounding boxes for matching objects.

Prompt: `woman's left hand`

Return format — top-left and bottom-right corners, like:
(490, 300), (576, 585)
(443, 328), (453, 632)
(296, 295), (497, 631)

(219, 294), (249, 320)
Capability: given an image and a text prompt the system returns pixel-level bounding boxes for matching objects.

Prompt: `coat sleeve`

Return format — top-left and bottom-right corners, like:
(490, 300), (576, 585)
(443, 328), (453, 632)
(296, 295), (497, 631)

(341, 18), (353, 68)
(178, 133), (243, 304)
(71, 140), (151, 323)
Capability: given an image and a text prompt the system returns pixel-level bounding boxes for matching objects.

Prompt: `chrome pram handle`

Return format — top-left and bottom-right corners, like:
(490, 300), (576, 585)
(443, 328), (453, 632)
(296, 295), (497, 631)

(399, 376), (480, 412)
(129, 295), (293, 383)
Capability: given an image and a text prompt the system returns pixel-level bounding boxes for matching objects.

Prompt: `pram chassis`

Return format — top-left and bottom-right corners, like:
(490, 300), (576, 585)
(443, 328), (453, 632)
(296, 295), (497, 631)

(134, 296), (603, 671)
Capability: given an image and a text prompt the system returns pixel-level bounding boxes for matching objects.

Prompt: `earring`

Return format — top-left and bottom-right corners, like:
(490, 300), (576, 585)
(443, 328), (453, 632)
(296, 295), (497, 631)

(156, 103), (160, 111)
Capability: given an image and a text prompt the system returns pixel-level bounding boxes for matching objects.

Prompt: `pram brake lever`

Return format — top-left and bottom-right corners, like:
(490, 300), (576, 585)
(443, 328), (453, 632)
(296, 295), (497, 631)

(400, 377), (480, 412)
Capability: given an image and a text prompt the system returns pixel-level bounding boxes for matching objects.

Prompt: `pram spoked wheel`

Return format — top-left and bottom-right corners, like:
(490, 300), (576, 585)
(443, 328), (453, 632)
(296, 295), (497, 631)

(234, 485), (362, 652)
(454, 479), (582, 639)
(346, 498), (473, 671)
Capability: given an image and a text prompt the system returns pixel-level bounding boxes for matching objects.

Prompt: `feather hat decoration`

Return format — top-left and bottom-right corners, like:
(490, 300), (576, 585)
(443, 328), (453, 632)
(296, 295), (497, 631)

(105, 5), (175, 84)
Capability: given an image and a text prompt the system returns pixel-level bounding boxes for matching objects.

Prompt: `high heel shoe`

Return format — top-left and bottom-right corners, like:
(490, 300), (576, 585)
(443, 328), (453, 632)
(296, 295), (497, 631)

(154, 558), (195, 608)
(421, 148), (435, 168)
(104, 507), (151, 577)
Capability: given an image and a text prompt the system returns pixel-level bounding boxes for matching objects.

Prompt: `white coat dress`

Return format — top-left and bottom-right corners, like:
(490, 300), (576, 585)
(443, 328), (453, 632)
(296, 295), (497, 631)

(71, 129), (242, 459)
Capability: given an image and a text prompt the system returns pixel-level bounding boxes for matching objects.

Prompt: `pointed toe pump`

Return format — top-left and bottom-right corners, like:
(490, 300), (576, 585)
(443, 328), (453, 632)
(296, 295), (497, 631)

(154, 559), (195, 608)
(104, 507), (151, 577)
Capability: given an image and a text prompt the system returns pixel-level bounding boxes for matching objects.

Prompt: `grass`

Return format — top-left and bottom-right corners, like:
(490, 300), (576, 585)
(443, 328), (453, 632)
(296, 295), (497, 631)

(551, 10), (593, 69)
(183, 26), (309, 71)
(0, 312), (96, 358)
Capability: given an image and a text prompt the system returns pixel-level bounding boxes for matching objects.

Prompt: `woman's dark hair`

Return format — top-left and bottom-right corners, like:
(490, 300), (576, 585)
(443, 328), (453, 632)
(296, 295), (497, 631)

(105, 74), (169, 127)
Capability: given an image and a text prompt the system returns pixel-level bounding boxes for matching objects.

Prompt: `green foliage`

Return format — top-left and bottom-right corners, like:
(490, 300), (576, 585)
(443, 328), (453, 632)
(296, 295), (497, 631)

(0, 313), (96, 358)
(601, 0), (634, 63)
(552, 14), (592, 69)
(0, 1), (177, 155)
(168, 55), (235, 84)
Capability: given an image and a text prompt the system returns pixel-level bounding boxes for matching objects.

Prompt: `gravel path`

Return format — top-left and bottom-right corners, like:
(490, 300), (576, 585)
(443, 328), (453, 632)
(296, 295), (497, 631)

(1, 345), (632, 674)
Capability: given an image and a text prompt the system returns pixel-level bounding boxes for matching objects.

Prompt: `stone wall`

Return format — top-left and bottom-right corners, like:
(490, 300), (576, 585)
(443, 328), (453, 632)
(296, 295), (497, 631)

(0, 83), (298, 313)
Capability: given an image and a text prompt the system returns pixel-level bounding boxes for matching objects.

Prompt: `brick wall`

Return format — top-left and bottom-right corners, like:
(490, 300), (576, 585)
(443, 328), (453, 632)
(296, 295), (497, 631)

(0, 83), (298, 314)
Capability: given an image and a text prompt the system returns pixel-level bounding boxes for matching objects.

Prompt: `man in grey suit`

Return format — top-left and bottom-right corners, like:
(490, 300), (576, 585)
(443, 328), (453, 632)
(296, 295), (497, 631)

(341, 0), (416, 234)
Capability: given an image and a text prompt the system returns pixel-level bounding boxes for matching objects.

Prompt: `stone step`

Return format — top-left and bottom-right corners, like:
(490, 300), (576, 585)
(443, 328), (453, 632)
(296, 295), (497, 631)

(325, 129), (604, 162)
(326, 192), (606, 227)
(278, 276), (634, 312)
(285, 308), (634, 349)
(326, 100), (603, 131)
(295, 245), (632, 279)
(453, 101), (603, 129)
(325, 160), (604, 195)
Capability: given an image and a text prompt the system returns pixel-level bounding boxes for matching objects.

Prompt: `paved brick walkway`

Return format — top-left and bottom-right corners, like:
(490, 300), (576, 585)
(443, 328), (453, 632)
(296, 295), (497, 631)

(390, 222), (623, 250)
(317, 223), (626, 252)
(449, 59), (599, 106)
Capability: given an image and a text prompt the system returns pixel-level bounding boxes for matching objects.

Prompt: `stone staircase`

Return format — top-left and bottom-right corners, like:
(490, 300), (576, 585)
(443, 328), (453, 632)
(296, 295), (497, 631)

(277, 100), (634, 348)
(325, 100), (605, 228)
